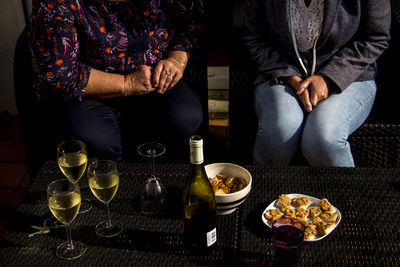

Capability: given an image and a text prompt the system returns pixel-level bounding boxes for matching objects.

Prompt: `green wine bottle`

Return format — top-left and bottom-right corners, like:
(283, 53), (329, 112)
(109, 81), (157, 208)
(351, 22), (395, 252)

(183, 135), (217, 249)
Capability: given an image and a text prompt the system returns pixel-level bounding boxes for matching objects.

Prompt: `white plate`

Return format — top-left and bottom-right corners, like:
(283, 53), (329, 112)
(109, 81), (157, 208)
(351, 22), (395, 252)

(261, 193), (342, 242)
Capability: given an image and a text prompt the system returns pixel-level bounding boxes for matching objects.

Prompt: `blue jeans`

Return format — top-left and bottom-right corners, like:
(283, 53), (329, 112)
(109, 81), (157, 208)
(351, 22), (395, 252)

(253, 80), (377, 166)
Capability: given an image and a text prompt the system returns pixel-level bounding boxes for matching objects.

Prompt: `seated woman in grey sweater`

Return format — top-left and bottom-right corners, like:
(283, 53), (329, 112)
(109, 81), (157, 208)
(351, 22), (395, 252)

(244, 0), (391, 166)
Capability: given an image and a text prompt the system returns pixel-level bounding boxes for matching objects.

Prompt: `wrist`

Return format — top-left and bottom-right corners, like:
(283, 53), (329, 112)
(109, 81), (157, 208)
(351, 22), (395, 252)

(121, 74), (125, 96)
(168, 50), (189, 69)
(317, 73), (332, 90)
(171, 56), (186, 69)
(122, 74), (128, 97)
(282, 75), (302, 89)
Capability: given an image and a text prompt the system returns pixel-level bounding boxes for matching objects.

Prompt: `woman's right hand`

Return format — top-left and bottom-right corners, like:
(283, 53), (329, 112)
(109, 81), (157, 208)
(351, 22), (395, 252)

(297, 74), (330, 112)
(125, 65), (156, 96)
(282, 76), (313, 112)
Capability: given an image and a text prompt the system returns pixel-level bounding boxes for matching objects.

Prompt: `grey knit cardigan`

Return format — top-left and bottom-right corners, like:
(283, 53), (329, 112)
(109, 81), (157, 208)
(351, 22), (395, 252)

(243, 0), (391, 91)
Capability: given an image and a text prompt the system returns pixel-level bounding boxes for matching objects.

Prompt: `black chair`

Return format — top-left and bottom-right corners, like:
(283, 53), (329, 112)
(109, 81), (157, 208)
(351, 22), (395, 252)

(228, 1), (400, 167)
(349, 124), (400, 167)
(13, 27), (56, 178)
(14, 26), (209, 177)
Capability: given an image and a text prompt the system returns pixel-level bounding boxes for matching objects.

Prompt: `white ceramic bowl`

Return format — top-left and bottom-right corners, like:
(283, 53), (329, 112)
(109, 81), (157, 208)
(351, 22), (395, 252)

(205, 163), (252, 215)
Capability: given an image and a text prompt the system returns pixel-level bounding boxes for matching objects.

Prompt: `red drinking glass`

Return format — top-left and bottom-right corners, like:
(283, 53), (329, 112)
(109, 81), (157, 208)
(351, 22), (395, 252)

(272, 217), (305, 267)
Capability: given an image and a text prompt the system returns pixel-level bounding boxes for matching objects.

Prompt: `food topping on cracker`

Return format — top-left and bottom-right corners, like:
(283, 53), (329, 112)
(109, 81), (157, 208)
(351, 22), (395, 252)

(318, 198), (334, 213)
(278, 194), (292, 208)
(293, 196), (311, 208)
(264, 209), (284, 221)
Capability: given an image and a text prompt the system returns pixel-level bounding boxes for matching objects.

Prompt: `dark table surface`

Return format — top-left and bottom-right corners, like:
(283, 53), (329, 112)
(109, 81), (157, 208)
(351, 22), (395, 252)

(1, 161), (400, 266)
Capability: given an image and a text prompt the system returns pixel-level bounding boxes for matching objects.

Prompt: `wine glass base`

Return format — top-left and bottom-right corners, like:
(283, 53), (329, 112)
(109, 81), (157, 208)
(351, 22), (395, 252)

(140, 199), (168, 217)
(79, 198), (92, 214)
(141, 177), (168, 216)
(56, 240), (87, 260)
(95, 220), (123, 237)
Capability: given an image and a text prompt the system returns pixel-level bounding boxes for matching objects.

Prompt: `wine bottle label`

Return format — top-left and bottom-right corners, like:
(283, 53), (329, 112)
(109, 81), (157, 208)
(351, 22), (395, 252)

(206, 228), (217, 247)
(189, 136), (204, 165)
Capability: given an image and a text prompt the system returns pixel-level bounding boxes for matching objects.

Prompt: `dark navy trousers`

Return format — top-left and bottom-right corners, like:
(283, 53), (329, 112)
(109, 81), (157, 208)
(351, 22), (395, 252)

(62, 80), (203, 162)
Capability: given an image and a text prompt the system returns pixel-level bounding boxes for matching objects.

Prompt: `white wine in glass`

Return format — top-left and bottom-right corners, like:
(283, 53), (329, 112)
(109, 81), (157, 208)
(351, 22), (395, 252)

(89, 172), (119, 204)
(88, 160), (123, 237)
(57, 140), (88, 183)
(48, 191), (81, 225)
(57, 140), (91, 213)
(58, 153), (87, 182)
(47, 179), (87, 260)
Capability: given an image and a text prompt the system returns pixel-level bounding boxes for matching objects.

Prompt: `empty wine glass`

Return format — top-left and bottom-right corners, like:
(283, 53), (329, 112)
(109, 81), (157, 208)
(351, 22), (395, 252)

(137, 142), (167, 216)
(57, 140), (91, 213)
(47, 179), (87, 260)
(87, 160), (123, 237)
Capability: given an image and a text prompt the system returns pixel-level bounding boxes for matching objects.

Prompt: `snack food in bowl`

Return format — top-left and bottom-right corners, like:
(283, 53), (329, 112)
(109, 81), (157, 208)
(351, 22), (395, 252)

(210, 174), (247, 195)
(205, 163), (252, 215)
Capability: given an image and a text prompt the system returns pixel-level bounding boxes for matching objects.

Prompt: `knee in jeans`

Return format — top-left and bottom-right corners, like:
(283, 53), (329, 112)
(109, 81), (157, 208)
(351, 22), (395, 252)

(258, 118), (302, 145)
(300, 130), (340, 158)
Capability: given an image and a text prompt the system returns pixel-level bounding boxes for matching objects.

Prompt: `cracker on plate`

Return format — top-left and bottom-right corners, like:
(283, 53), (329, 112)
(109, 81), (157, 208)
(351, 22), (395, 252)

(317, 222), (335, 236)
(282, 207), (296, 218)
(278, 194), (292, 208)
(293, 196), (311, 208)
(304, 223), (317, 240)
(319, 211), (338, 222)
(318, 198), (334, 213)
(264, 209), (284, 221)
(308, 206), (322, 218)
(295, 207), (309, 221)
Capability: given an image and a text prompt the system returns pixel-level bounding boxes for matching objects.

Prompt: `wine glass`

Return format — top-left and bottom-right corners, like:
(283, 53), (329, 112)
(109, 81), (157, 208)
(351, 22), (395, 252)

(57, 140), (91, 213)
(47, 179), (87, 260)
(137, 142), (167, 216)
(87, 160), (123, 237)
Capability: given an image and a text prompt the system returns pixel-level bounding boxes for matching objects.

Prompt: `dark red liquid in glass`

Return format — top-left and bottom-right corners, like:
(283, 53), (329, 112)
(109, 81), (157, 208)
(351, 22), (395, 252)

(272, 218), (304, 267)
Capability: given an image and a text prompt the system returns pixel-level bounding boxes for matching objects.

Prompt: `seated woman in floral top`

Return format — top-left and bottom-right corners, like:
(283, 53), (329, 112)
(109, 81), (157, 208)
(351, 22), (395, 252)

(29, 0), (205, 161)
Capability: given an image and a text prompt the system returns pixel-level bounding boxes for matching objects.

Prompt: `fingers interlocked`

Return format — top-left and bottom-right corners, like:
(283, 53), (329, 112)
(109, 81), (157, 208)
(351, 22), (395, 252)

(153, 59), (184, 94)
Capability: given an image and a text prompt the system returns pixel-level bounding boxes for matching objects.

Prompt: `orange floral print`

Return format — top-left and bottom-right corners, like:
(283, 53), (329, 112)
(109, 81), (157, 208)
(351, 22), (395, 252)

(29, 0), (204, 102)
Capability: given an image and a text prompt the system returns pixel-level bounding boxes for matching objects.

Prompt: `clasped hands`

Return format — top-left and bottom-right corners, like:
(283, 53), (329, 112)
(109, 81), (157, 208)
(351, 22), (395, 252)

(284, 74), (331, 112)
(124, 55), (186, 96)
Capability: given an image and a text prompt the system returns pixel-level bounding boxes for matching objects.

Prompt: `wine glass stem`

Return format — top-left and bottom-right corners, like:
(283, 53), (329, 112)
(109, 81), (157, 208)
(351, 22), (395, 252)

(150, 156), (156, 178)
(65, 224), (75, 250)
(105, 203), (112, 228)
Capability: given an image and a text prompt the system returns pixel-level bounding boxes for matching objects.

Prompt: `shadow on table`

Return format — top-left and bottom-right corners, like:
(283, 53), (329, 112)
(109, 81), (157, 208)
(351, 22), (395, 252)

(243, 202), (272, 240)
(19, 190), (47, 205)
(75, 185), (183, 221)
(0, 210), (234, 266)
(237, 203), (274, 266)
(115, 186), (183, 219)
(1, 186), (238, 265)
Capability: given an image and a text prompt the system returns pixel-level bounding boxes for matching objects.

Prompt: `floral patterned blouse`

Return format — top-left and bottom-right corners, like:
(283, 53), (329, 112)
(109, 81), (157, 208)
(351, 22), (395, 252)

(29, 0), (205, 102)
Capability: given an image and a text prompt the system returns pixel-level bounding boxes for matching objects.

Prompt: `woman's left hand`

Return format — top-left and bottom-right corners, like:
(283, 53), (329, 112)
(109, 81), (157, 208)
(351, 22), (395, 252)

(152, 51), (188, 94)
(152, 58), (182, 94)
